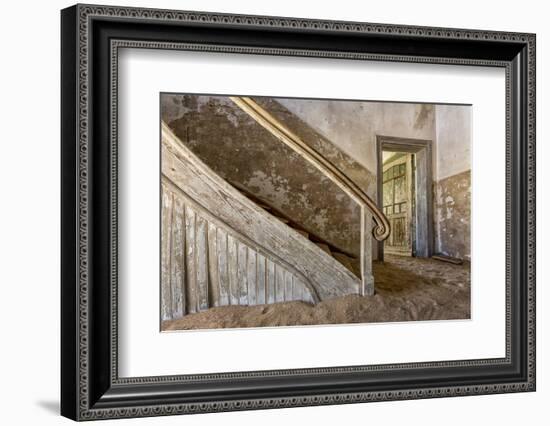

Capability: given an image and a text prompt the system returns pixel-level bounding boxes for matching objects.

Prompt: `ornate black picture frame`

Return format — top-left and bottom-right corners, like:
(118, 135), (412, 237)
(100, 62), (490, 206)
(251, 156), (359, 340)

(61, 4), (536, 421)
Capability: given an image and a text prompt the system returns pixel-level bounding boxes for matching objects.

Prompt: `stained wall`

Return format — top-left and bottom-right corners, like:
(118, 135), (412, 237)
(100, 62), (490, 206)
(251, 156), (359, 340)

(433, 105), (472, 259)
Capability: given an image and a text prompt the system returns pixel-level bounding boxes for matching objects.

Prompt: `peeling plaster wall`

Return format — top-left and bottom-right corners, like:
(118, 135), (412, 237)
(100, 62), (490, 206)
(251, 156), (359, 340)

(434, 170), (471, 260)
(161, 94), (377, 256)
(433, 105), (472, 260)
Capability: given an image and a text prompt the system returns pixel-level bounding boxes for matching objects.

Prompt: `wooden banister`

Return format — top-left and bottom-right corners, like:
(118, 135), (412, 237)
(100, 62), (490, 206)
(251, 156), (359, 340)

(229, 97), (390, 241)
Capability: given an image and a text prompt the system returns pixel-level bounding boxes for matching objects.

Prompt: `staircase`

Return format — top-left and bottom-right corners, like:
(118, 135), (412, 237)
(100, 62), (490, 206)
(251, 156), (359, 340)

(229, 97), (390, 297)
(161, 122), (362, 321)
(161, 94), (391, 321)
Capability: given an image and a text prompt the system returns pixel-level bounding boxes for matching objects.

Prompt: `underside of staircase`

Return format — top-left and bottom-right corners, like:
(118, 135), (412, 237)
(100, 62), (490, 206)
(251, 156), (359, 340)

(230, 182), (361, 279)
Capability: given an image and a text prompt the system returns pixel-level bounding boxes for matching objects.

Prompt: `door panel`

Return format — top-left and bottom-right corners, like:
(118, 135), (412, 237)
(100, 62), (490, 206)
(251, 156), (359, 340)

(382, 154), (413, 256)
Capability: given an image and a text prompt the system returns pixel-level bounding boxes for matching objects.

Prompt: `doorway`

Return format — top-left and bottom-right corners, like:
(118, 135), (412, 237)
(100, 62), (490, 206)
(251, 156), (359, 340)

(382, 152), (415, 256)
(376, 136), (433, 261)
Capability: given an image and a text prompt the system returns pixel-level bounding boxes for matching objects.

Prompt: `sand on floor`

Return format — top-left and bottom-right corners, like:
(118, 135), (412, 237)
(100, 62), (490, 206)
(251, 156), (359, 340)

(161, 255), (470, 331)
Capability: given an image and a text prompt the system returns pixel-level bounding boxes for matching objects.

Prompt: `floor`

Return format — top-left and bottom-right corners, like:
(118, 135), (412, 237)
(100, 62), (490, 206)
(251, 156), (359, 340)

(161, 255), (470, 331)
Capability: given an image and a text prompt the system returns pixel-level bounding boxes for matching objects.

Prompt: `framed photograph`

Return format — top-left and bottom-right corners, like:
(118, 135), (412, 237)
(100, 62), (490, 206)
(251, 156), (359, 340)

(61, 4), (536, 421)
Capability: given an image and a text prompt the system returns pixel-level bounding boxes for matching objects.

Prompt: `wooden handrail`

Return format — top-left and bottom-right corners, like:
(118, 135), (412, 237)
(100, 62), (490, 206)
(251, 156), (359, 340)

(229, 96), (391, 242)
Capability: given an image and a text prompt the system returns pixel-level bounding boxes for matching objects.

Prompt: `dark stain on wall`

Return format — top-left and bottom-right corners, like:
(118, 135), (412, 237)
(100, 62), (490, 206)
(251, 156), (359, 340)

(434, 170), (471, 260)
(161, 95), (376, 256)
(413, 104), (433, 130)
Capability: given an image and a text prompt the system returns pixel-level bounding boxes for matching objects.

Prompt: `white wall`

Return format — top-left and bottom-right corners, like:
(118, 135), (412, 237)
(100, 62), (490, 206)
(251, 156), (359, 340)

(279, 100), (472, 182)
(278, 99), (435, 173)
(0, 1), (546, 425)
(435, 105), (472, 180)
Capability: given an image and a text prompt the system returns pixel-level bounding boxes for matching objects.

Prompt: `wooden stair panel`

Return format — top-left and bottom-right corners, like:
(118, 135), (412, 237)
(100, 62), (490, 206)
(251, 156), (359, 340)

(161, 180), (322, 319)
(161, 188), (174, 320)
(284, 271), (294, 302)
(275, 265), (285, 303)
(215, 228), (230, 307)
(184, 205), (198, 313)
(256, 253), (267, 305)
(266, 260), (276, 304)
(227, 234), (239, 306)
(246, 248), (258, 305)
(237, 241), (248, 305)
(207, 222), (220, 307)
(196, 215), (210, 312)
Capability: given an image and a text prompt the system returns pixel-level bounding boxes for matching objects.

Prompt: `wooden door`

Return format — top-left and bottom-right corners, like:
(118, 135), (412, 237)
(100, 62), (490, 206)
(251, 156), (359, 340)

(382, 154), (413, 256)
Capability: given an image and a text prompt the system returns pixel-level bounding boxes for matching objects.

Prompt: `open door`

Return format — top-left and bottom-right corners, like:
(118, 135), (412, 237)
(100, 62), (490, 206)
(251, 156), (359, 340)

(377, 136), (433, 261)
(382, 153), (414, 256)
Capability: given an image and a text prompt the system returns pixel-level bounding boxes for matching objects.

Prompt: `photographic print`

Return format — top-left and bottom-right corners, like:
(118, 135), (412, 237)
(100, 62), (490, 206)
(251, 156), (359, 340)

(160, 94), (471, 331)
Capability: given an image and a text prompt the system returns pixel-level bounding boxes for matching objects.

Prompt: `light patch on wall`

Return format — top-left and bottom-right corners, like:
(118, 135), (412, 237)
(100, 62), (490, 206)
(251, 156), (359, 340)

(245, 170), (292, 200)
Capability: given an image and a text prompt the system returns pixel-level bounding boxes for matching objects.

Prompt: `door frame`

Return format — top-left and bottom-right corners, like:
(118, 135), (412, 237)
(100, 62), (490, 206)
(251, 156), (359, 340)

(376, 135), (434, 261)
